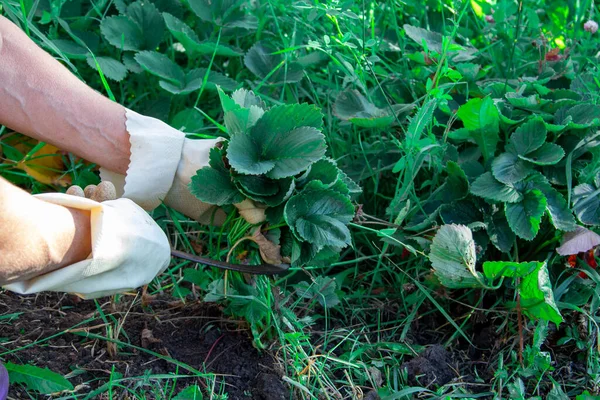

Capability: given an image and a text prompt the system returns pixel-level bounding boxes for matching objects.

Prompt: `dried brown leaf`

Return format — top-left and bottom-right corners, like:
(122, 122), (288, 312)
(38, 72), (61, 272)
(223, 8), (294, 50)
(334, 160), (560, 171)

(250, 229), (283, 264)
(234, 199), (266, 224)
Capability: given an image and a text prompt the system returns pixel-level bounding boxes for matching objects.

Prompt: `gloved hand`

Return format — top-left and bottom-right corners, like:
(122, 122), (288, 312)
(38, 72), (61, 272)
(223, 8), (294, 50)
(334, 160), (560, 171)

(99, 110), (226, 225)
(3, 182), (171, 299)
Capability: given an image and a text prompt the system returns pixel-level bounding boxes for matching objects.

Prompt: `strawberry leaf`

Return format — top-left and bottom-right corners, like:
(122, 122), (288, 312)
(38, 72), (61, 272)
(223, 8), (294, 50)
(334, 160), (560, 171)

(100, 16), (144, 51)
(505, 189), (547, 240)
(245, 42), (304, 84)
(135, 50), (184, 85)
(284, 188), (354, 248)
(189, 147), (244, 206)
(429, 224), (485, 288)
(491, 152), (532, 184)
(163, 13), (242, 56)
(126, 1), (165, 50)
(573, 182), (600, 225)
(518, 143), (565, 165)
(227, 104), (326, 178)
(509, 117), (546, 156)
(471, 172), (523, 203)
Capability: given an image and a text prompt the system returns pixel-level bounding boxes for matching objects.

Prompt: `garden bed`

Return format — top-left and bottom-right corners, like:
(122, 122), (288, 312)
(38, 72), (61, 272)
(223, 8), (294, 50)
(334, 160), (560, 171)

(0, 291), (287, 399)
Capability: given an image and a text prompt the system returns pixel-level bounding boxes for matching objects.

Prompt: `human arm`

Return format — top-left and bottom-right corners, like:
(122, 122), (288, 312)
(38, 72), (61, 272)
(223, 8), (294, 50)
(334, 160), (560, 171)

(0, 15), (223, 223)
(0, 15), (130, 174)
(0, 177), (91, 284)
(0, 178), (171, 298)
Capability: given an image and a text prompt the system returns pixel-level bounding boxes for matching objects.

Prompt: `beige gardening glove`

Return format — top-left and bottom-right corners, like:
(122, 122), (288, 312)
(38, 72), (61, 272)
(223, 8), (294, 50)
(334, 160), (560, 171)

(3, 182), (171, 299)
(100, 110), (226, 225)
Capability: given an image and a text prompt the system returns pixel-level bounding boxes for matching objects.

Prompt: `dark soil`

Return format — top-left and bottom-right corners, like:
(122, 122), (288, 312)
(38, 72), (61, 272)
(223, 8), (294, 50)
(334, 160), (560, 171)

(400, 345), (454, 387)
(0, 291), (288, 399)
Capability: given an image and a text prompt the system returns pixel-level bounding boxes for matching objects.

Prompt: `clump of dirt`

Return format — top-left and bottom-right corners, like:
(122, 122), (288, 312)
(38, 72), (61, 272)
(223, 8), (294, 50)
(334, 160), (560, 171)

(400, 344), (454, 387)
(0, 291), (288, 399)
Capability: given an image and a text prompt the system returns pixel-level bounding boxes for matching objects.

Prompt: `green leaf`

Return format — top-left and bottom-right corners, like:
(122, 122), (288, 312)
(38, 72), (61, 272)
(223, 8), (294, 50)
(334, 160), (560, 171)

(506, 92), (546, 110)
(428, 224), (485, 289)
(189, 147), (244, 206)
(163, 13), (242, 56)
(234, 174), (278, 196)
(100, 16), (144, 51)
(51, 39), (88, 59)
(548, 382), (569, 400)
(203, 279), (231, 302)
(526, 174), (577, 231)
(559, 104), (600, 128)
(235, 175), (294, 206)
(228, 289), (270, 325)
(126, 1), (165, 50)
(518, 143), (565, 165)
(284, 189), (354, 248)
(404, 24), (443, 53)
(162, 12), (201, 51)
(244, 42), (304, 85)
(296, 158), (340, 188)
(405, 99), (437, 149)
(188, 0), (257, 29)
(505, 189), (547, 240)
(230, 88), (267, 109)
(573, 183), (600, 225)
(224, 107), (265, 135)
(338, 169), (362, 199)
(470, 127), (500, 163)
(291, 239), (320, 267)
(6, 362), (73, 394)
(296, 276), (340, 308)
(483, 261), (541, 279)
(439, 199), (482, 225)
(123, 53), (143, 73)
(509, 118), (546, 156)
(173, 385), (203, 400)
(194, 41), (243, 57)
(485, 211), (515, 253)
(457, 97), (499, 161)
(457, 97), (499, 131)
(86, 56), (128, 82)
(182, 68), (239, 92)
(491, 152), (532, 184)
(428, 161), (469, 204)
(218, 88), (266, 134)
(578, 147), (600, 185)
(171, 108), (204, 133)
(182, 268), (206, 287)
(471, 172), (523, 203)
(483, 261), (562, 325)
(227, 104), (325, 178)
(519, 263), (563, 325)
(135, 50), (184, 84)
(333, 90), (411, 128)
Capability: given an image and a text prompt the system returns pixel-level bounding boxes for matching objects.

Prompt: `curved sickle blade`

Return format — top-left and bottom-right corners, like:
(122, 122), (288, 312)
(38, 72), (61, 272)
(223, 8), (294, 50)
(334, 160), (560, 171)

(170, 249), (290, 275)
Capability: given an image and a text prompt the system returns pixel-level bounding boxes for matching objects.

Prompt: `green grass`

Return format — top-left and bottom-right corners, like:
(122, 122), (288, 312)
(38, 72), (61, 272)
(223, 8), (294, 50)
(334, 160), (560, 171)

(2, 0), (600, 398)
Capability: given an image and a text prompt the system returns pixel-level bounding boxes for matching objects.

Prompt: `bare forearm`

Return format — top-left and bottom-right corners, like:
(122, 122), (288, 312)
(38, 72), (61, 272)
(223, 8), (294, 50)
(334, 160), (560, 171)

(0, 15), (130, 174)
(0, 177), (91, 284)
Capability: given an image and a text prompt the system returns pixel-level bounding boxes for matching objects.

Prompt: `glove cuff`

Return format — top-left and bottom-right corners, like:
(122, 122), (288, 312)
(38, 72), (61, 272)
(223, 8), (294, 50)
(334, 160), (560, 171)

(3, 193), (170, 299)
(100, 109), (185, 211)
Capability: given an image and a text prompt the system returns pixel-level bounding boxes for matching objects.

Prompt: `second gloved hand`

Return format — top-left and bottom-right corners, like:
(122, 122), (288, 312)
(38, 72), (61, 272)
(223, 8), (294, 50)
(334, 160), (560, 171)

(3, 182), (171, 299)
(100, 110), (226, 225)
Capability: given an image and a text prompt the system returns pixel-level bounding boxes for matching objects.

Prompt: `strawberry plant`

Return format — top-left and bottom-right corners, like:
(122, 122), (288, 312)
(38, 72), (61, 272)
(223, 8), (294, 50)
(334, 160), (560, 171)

(4, 0), (600, 397)
(189, 88), (361, 268)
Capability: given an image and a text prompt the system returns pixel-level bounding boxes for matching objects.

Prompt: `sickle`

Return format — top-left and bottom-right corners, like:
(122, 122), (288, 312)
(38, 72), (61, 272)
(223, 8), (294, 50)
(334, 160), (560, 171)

(170, 249), (290, 275)
(66, 183), (289, 275)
